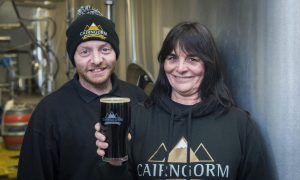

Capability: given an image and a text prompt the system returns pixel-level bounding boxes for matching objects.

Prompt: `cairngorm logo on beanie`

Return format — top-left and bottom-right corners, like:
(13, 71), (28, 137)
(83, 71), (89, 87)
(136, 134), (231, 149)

(66, 5), (120, 66)
(80, 23), (108, 40)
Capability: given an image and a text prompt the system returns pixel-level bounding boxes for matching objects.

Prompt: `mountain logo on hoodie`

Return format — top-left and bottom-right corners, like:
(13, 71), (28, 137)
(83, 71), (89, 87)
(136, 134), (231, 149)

(137, 137), (230, 179)
(148, 137), (214, 163)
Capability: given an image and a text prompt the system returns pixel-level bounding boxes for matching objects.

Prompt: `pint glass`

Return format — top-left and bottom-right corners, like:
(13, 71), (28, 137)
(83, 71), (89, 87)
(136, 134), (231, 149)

(100, 97), (131, 162)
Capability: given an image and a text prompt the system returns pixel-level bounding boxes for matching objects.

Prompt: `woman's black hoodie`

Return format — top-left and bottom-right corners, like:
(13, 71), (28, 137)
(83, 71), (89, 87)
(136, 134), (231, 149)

(99, 95), (272, 180)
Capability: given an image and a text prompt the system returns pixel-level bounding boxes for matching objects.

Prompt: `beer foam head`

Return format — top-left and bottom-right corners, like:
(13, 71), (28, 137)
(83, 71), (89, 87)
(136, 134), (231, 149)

(100, 97), (131, 103)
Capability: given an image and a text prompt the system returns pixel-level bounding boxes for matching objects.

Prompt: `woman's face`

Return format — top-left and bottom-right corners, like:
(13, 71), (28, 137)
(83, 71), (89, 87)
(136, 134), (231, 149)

(164, 45), (205, 100)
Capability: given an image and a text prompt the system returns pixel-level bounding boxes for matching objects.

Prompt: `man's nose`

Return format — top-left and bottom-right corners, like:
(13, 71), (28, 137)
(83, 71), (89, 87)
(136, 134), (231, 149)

(92, 51), (103, 64)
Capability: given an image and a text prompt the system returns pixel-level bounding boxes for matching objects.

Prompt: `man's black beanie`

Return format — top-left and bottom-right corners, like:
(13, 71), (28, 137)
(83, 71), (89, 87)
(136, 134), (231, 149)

(66, 5), (120, 66)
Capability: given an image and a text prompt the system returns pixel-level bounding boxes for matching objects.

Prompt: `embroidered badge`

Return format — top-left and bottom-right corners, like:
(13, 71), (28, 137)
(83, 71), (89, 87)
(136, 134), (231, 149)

(80, 22), (107, 40)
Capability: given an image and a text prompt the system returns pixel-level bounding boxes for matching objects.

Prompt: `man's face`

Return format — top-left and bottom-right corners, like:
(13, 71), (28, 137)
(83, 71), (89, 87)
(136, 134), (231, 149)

(74, 40), (116, 92)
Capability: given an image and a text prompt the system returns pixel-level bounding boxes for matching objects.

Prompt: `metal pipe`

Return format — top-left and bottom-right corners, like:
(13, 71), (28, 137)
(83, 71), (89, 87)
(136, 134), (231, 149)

(105, 0), (113, 20)
(125, 0), (137, 63)
(65, 0), (75, 79)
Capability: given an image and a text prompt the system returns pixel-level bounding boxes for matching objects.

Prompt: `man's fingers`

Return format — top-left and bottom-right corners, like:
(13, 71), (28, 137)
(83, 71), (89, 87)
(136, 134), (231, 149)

(95, 131), (106, 142)
(95, 122), (101, 131)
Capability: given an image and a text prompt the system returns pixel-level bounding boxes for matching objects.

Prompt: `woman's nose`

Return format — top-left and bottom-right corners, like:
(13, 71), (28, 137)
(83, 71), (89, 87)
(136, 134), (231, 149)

(176, 59), (188, 72)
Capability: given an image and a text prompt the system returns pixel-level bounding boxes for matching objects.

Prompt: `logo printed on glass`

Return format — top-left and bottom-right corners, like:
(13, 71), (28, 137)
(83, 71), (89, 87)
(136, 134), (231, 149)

(102, 111), (123, 125)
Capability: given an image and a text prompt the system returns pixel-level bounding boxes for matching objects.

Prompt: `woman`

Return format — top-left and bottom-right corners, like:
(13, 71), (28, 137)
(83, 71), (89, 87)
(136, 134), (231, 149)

(95, 22), (271, 180)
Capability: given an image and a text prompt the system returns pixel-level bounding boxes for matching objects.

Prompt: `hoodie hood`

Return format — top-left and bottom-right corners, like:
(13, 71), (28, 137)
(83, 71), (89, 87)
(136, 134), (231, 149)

(156, 95), (220, 118)
(155, 95), (220, 165)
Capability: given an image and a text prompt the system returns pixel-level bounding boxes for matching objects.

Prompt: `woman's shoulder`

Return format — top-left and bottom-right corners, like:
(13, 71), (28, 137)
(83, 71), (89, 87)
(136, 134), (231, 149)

(225, 106), (250, 119)
(223, 106), (258, 131)
(215, 106), (253, 128)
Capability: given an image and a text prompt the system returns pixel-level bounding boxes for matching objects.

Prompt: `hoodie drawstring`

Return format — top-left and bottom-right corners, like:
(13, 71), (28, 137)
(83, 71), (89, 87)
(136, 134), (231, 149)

(187, 109), (192, 176)
(166, 110), (174, 163)
(186, 110), (192, 180)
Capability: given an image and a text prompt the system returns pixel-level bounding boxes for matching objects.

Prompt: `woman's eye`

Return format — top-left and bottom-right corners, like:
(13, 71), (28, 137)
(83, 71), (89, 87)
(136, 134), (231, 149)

(166, 56), (173, 60)
(187, 57), (201, 63)
(189, 57), (198, 61)
(166, 55), (177, 61)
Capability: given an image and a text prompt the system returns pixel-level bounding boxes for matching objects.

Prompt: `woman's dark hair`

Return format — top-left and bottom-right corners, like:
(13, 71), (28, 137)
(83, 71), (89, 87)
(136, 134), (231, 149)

(145, 21), (234, 111)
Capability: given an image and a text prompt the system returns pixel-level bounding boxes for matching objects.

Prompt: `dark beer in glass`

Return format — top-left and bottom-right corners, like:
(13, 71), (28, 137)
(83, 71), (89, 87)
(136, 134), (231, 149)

(100, 97), (131, 162)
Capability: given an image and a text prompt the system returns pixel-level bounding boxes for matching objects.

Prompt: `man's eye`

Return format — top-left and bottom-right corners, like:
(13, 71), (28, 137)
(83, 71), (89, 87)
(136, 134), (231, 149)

(80, 49), (89, 56)
(101, 47), (112, 54)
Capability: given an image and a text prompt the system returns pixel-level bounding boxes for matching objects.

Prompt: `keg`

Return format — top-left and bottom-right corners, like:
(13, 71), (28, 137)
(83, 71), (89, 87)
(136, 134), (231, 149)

(1, 105), (33, 150)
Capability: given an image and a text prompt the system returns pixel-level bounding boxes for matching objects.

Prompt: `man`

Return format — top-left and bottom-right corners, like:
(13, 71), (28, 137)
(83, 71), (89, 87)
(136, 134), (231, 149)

(17, 5), (147, 180)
